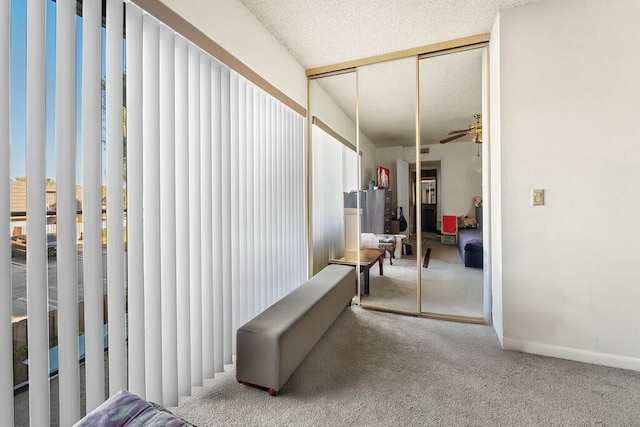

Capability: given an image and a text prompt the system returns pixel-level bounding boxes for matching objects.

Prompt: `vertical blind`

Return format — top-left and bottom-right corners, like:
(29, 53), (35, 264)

(0, 0), (13, 425)
(2, 0), (307, 423)
(82, 0), (106, 415)
(311, 125), (358, 274)
(56, 0), (80, 424)
(25, 0), (49, 425)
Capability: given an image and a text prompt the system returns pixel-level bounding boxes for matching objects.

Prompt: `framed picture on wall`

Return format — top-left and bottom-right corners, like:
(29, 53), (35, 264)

(377, 166), (390, 188)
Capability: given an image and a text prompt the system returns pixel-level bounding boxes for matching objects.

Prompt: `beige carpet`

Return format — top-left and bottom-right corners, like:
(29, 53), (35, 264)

(363, 234), (483, 318)
(171, 307), (640, 426)
(14, 307), (640, 425)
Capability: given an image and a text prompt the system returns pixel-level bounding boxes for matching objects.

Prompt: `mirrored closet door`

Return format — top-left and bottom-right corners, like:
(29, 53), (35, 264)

(307, 36), (491, 323)
(357, 57), (419, 314)
(419, 46), (487, 321)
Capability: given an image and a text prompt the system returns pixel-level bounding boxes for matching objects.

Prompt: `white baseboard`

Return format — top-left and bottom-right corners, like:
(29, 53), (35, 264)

(502, 337), (640, 372)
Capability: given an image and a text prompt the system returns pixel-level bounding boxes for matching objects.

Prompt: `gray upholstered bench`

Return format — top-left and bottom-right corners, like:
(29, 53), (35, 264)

(236, 264), (355, 396)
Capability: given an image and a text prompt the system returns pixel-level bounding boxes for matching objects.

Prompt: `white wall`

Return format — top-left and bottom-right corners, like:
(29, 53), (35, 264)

(489, 16), (503, 340)
(495, 0), (640, 370)
(157, 0), (307, 107)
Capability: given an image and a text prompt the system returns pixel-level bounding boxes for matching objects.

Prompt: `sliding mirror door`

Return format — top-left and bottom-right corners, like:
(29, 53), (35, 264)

(419, 47), (487, 320)
(357, 57), (418, 313)
(308, 71), (361, 296)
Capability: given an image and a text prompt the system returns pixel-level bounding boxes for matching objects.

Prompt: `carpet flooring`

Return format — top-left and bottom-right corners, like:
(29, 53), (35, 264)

(363, 234), (483, 318)
(172, 307), (640, 426)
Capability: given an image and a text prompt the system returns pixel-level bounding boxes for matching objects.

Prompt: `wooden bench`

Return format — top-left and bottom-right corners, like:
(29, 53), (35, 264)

(236, 264), (355, 396)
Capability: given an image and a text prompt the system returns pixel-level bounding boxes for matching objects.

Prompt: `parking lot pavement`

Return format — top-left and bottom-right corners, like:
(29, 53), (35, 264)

(10, 246), (111, 320)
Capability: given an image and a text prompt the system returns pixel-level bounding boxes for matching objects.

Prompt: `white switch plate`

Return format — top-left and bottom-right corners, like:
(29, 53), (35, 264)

(531, 189), (544, 206)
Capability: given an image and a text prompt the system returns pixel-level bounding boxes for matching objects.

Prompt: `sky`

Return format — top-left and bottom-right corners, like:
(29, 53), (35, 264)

(9, 0), (109, 182)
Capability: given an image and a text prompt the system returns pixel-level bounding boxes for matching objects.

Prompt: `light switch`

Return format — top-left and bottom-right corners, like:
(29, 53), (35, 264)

(531, 189), (544, 206)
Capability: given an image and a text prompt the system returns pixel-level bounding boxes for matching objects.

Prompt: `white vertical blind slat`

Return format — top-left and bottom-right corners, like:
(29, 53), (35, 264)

(265, 98), (273, 304)
(297, 116), (303, 283)
(302, 117), (307, 280)
(259, 93), (267, 311)
(286, 108), (291, 292)
(56, 0), (80, 422)
(142, 13), (163, 404)
(272, 100), (279, 299)
(286, 110), (292, 292)
(286, 108), (292, 291)
(26, 0), (50, 423)
(293, 115), (298, 282)
(291, 116), (298, 282)
(273, 101), (278, 293)
(245, 85), (255, 319)
(284, 110), (290, 292)
(251, 88), (260, 315)
(300, 118), (305, 280)
(159, 24), (178, 407)
(188, 45), (203, 386)
(299, 118), (303, 279)
(211, 61), (224, 373)
(275, 104), (281, 297)
(106, 0), (127, 396)
(230, 72), (239, 350)
(275, 101), (281, 295)
(174, 35), (192, 397)
(296, 116), (302, 283)
(280, 106), (286, 294)
(262, 96), (269, 305)
(311, 126), (319, 271)
(272, 99), (277, 300)
(293, 115), (298, 283)
(83, 0), (106, 412)
(200, 55), (214, 379)
(298, 117), (304, 282)
(282, 109), (288, 291)
(238, 78), (247, 326)
(125, 2), (145, 399)
(221, 67), (233, 364)
(293, 117), (307, 282)
(0, 0), (13, 422)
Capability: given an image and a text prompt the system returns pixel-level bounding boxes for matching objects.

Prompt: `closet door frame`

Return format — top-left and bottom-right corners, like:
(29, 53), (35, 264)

(306, 34), (491, 324)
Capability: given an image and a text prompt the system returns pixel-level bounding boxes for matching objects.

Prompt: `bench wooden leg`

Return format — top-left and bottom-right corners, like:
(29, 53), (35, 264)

(238, 380), (279, 396)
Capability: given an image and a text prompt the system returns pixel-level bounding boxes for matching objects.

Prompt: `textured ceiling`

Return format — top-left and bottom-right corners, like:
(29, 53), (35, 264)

(311, 49), (482, 148)
(420, 48), (483, 145)
(240, 0), (544, 146)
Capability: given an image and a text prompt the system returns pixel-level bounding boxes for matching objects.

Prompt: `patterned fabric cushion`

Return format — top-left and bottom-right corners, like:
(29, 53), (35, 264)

(74, 390), (193, 427)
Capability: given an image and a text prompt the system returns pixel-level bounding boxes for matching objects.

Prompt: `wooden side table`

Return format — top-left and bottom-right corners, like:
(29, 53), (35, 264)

(328, 248), (384, 295)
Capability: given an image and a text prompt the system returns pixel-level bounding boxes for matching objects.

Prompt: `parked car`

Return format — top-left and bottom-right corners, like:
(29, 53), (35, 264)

(11, 234), (57, 258)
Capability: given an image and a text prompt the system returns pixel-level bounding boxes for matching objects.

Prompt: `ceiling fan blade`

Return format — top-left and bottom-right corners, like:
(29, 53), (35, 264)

(440, 133), (467, 144)
(447, 129), (469, 135)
